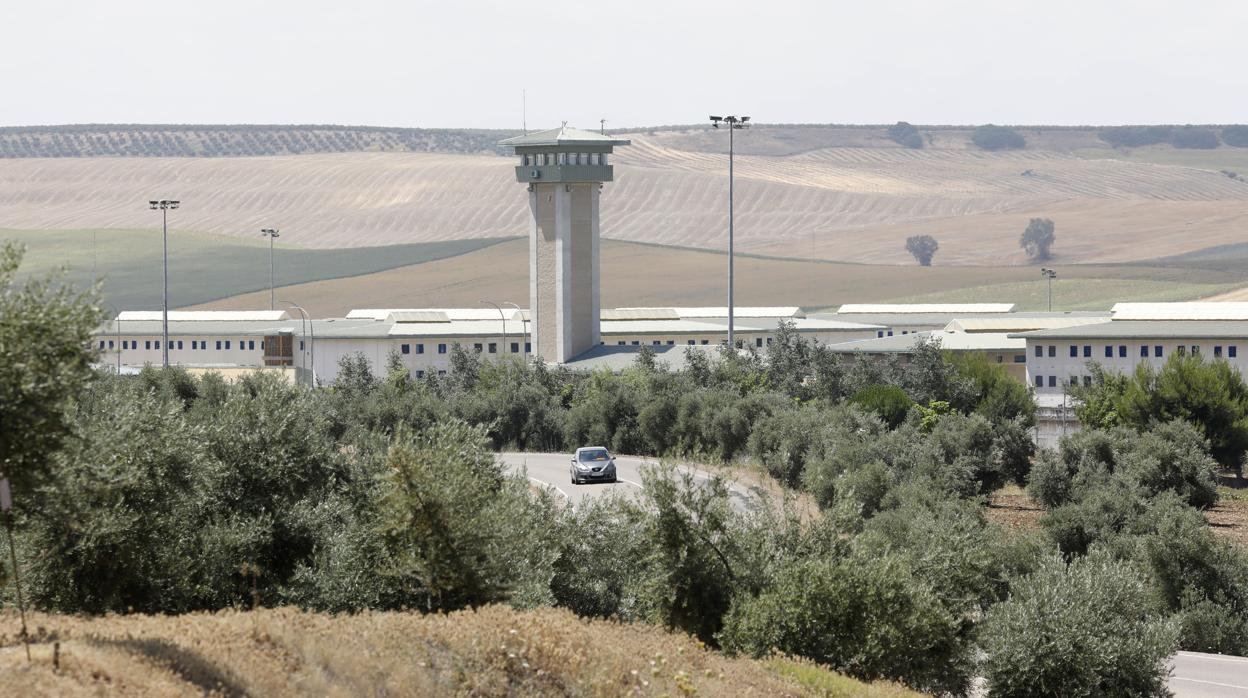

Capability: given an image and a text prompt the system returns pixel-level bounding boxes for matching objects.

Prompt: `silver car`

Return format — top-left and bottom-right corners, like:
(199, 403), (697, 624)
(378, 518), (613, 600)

(570, 446), (618, 485)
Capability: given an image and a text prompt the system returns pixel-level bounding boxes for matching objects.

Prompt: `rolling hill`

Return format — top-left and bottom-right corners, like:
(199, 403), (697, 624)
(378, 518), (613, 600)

(4, 124), (1248, 269)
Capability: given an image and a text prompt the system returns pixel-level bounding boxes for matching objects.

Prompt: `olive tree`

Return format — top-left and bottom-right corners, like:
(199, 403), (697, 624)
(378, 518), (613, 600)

(0, 242), (101, 495)
(905, 234), (939, 266)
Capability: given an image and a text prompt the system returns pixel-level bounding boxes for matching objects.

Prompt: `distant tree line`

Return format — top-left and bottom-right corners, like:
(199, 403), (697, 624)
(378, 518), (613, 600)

(1097, 125), (1248, 150)
(972, 125), (1026, 151)
(0, 125), (518, 158)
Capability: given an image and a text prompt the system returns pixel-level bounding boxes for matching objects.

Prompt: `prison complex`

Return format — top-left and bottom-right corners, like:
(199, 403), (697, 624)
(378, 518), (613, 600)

(90, 126), (1248, 447)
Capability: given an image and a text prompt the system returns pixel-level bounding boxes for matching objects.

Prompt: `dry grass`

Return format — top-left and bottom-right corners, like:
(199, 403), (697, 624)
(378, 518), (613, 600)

(0, 605), (924, 697)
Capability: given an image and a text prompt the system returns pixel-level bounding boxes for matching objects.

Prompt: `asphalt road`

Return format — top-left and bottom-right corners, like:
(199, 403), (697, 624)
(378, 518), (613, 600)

(500, 452), (756, 509)
(1171, 652), (1248, 697)
(504, 452), (1248, 696)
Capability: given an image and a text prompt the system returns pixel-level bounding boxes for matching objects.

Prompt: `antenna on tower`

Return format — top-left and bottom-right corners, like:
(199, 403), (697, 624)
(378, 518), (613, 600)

(522, 89), (527, 135)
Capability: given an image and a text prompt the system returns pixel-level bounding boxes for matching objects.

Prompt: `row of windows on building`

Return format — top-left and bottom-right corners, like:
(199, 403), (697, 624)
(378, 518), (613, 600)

(1034, 374), (1096, 388)
(399, 342), (532, 355)
(1032, 344), (1239, 360)
(100, 339), (305, 351)
(520, 152), (608, 167)
(875, 330), (914, 338)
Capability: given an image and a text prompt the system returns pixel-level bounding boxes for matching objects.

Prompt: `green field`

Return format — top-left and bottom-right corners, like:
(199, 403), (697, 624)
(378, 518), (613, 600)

(8, 227), (1248, 315)
(1, 228), (516, 311)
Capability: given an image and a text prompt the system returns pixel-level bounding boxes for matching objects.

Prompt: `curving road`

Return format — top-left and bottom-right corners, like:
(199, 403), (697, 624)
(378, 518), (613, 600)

(499, 452), (757, 510)
(1170, 652), (1248, 697)
(503, 452), (1248, 696)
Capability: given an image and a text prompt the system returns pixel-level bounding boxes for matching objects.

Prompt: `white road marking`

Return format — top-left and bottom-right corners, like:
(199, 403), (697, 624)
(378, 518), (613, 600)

(527, 476), (569, 500)
(1176, 652), (1248, 664)
(618, 477), (644, 489)
(1170, 677), (1248, 690)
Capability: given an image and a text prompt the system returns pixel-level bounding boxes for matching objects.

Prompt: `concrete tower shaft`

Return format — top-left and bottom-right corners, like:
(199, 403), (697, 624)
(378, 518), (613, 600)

(500, 125), (630, 363)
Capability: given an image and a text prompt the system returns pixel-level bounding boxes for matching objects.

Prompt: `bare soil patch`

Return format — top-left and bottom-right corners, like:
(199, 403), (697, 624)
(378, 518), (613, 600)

(985, 484), (1045, 532)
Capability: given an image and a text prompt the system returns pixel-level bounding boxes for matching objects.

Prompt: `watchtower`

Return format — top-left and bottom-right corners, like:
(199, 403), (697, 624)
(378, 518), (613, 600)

(499, 125), (630, 363)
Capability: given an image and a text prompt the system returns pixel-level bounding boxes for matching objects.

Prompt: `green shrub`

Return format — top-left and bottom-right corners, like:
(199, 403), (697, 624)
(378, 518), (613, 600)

(887, 121), (923, 149)
(0, 242), (101, 495)
(748, 406), (829, 485)
(1136, 495), (1248, 655)
(375, 420), (560, 611)
(720, 555), (969, 695)
(636, 464), (744, 644)
(1031, 422), (1220, 510)
(981, 551), (1178, 697)
(850, 385), (914, 428)
(549, 493), (650, 620)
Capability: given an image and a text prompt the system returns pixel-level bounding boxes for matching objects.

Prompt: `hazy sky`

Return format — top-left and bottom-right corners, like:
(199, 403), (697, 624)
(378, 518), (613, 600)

(5, 0), (1246, 129)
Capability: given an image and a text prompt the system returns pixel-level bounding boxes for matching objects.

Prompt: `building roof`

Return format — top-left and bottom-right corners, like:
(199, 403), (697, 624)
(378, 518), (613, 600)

(599, 319), (762, 335)
(614, 306), (804, 319)
(117, 310), (290, 322)
(835, 303), (1015, 314)
(100, 319), (306, 336)
(945, 316), (1111, 333)
(347, 308), (523, 322)
(787, 317), (886, 332)
(1111, 302), (1248, 321)
(387, 311), (452, 323)
(498, 125), (631, 148)
(814, 312), (1006, 327)
(827, 330), (1025, 354)
(559, 344), (724, 372)
(601, 308), (681, 321)
(1011, 321), (1248, 340)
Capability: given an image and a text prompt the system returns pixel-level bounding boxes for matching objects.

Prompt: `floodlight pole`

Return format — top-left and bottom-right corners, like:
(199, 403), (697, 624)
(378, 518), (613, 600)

(710, 115), (750, 348)
(1041, 268), (1057, 311)
(149, 199), (179, 368)
(481, 301), (507, 357)
(103, 302), (121, 375)
(261, 229), (280, 311)
(503, 302), (526, 357)
(283, 301), (313, 385)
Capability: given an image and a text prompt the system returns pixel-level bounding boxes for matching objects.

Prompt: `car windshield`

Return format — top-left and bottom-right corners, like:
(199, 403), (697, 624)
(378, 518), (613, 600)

(578, 449), (610, 462)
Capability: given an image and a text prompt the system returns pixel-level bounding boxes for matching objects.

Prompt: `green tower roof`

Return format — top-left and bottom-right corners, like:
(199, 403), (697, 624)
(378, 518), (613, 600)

(499, 125), (630, 149)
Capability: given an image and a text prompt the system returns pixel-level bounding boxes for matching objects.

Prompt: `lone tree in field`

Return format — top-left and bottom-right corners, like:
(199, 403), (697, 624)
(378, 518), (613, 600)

(905, 234), (939, 266)
(1020, 218), (1056, 261)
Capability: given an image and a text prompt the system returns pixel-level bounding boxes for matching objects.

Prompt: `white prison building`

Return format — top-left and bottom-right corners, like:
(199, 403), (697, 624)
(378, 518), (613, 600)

(94, 306), (884, 384)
